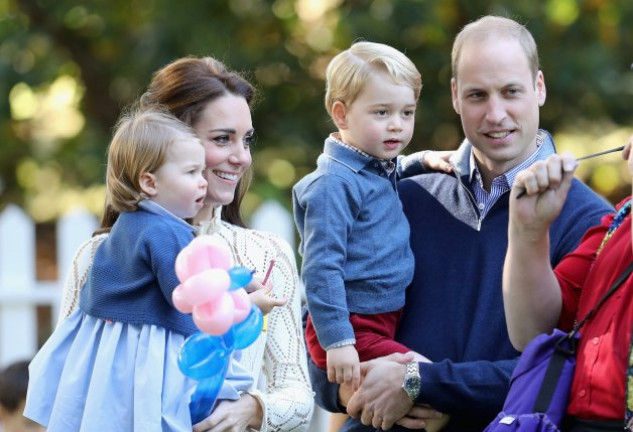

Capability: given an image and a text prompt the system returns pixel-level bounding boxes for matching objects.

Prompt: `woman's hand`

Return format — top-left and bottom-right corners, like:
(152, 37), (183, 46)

(193, 393), (263, 432)
(396, 404), (448, 431)
(245, 278), (286, 315)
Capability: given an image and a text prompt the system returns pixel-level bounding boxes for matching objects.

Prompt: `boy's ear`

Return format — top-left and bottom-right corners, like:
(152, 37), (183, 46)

(139, 172), (158, 197)
(0, 404), (8, 422)
(331, 101), (349, 129)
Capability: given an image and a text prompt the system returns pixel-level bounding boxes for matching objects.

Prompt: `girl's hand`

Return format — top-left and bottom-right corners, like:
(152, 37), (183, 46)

(245, 278), (287, 315)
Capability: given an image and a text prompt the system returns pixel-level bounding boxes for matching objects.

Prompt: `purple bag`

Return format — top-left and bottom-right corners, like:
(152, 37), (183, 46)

(485, 262), (633, 432)
(483, 329), (578, 432)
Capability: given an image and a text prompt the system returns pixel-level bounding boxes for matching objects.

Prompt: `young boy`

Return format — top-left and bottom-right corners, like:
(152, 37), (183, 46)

(293, 41), (426, 391)
(0, 360), (43, 432)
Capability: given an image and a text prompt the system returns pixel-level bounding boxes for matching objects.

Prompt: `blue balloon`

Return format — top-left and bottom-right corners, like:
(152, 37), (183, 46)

(189, 360), (230, 425)
(178, 332), (232, 380)
(227, 305), (263, 350)
(228, 266), (254, 290)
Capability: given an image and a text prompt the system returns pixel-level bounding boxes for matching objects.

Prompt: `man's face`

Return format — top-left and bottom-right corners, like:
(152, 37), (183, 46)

(451, 36), (546, 178)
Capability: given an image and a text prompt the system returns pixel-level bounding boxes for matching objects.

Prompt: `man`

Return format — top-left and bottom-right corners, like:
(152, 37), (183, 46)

(308, 15), (614, 432)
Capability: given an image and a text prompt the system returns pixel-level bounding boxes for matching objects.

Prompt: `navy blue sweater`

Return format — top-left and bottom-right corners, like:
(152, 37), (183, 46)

(80, 202), (199, 336)
(309, 131), (614, 432)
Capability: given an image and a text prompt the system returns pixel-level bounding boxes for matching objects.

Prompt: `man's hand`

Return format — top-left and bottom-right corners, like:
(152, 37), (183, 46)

(327, 345), (360, 390)
(346, 355), (414, 430)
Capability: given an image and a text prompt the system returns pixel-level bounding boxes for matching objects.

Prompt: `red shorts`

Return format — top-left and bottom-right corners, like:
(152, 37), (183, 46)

(305, 309), (410, 369)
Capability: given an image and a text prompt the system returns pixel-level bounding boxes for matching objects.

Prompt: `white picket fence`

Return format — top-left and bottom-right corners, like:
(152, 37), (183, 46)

(0, 200), (296, 368)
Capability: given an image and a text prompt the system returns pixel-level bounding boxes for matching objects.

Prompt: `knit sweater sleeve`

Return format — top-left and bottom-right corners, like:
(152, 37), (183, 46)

(248, 237), (314, 432)
(295, 173), (360, 349)
(57, 234), (108, 326)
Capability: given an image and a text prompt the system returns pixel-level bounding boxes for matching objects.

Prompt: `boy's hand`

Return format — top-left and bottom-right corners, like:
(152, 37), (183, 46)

(421, 150), (453, 173)
(327, 345), (360, 390)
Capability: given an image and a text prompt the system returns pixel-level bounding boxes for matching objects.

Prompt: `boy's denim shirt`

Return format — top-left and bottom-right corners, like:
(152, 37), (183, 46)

(292, 136), (415, 349)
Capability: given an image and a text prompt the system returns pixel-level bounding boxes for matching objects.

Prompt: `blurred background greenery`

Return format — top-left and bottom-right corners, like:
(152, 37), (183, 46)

(3, 0), (633, 225)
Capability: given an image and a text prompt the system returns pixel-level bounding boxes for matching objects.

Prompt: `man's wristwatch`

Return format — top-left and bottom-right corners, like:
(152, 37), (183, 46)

(402, 361), (421, 401)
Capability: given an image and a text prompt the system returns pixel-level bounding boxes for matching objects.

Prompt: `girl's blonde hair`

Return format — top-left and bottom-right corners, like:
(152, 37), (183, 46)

(106, 109), (200, 213)
(324, 41), (422, 116)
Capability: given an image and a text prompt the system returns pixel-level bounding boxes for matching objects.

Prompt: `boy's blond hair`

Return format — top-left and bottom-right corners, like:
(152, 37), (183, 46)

(324, 41), (422, 116)
(452, 16), (539, 82)
(106, 108), (201, 213)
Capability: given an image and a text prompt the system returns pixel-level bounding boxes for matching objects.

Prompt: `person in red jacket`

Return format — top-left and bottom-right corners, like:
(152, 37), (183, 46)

(504, 138), (633, 430)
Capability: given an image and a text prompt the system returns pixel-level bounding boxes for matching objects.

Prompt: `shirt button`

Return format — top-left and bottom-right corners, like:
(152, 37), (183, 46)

(478, 203), (485, 210)
(592, 337), (599, 345)
(579, 389), (587, 397)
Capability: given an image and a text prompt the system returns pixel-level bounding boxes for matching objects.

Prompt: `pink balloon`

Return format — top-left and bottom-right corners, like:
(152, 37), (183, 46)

(182, 268), (231, 306)
(172, 284), (193, 313)
(189, 236), (233, 271)
(230, 288), (251, 324)
(193, 293), (235, 335)
(175, 236), (234, 284)
(175, 247), (194, 282)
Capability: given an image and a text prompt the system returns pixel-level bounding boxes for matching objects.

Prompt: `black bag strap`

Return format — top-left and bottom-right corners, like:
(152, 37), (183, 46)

(533, 261), (633, 413)
(571, 261), (633, 335)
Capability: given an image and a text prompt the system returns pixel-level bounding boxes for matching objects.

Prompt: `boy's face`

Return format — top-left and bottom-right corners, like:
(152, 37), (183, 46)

(141, 138), (208, 219)
(335, 69), (417, 160)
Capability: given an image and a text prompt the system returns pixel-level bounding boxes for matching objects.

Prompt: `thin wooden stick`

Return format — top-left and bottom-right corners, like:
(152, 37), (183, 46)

(516, 146), (625, 199)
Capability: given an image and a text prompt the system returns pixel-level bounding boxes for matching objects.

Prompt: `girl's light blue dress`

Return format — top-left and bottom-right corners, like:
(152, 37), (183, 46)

(25, 310), (195, 431)
(24, 310), (251, 431)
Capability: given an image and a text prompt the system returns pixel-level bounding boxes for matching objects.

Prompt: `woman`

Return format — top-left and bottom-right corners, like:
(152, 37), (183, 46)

(57, 56), (314, 432)
(504, 141), (633, 430)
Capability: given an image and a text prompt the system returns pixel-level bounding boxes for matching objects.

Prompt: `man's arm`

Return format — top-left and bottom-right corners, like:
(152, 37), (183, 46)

(415, 357), (518, 419)
(503, 154), (577, 350)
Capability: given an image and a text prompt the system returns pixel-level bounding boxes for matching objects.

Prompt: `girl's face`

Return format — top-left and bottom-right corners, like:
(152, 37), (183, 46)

(193, 94), (254, 207)
(143, 138), (207, 219)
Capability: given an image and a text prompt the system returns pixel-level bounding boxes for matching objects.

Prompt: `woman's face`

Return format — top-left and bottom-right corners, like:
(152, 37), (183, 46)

(193, 93), (254, 207)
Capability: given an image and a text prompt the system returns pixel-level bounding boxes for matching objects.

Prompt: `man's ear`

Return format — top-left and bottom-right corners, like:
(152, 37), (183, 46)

(331, 101), (348, 129)
(535, 70), (547, 107)
(139, 172), (157, 197)
(451, 78), (460, 115)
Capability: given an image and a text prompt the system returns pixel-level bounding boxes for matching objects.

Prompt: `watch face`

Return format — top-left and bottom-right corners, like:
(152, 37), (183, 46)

(404, 376), (420, 398)
(405, 376), (420, 392)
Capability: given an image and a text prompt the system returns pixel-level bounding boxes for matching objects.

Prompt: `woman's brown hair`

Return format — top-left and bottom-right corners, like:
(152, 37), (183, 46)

(96, 56), (257, 234)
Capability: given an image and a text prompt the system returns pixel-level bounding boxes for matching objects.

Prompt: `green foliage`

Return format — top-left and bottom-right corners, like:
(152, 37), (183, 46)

(3, 0), (633, 219)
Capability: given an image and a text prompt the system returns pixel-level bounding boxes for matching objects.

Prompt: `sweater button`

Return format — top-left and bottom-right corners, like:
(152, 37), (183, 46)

(592, 337), (599, 345)
(579, 389), (587, 397)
